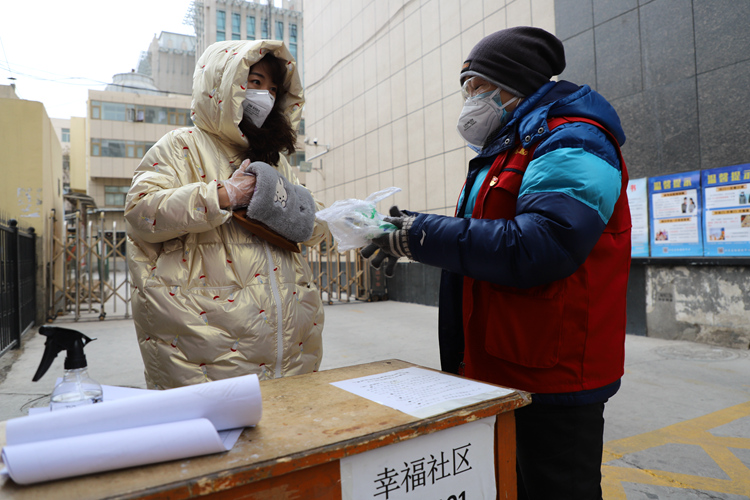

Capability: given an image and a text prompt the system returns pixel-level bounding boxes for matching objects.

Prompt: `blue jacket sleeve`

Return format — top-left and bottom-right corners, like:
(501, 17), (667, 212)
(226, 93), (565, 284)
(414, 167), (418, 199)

(408, 122), (622, 288)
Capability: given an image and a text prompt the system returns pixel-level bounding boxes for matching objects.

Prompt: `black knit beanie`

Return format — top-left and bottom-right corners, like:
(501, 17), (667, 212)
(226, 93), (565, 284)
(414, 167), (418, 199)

(460, 27), (566, 96)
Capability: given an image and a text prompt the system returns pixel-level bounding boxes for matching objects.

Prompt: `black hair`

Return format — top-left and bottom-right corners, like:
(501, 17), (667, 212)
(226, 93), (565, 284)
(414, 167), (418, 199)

(237, 53), (297, 165)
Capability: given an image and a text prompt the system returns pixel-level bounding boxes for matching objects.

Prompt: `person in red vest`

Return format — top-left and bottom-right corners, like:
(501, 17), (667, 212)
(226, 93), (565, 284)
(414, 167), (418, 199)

(362, 27), (631, 500)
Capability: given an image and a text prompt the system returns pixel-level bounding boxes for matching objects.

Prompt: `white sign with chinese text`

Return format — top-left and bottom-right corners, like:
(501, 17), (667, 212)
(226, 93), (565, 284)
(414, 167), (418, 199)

(340, 416), (496, 500)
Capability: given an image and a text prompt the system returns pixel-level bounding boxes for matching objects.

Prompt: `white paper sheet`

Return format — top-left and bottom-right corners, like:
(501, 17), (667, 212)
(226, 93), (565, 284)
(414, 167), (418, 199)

(2, 374), (261, 484)
(330, 367), (514, 418)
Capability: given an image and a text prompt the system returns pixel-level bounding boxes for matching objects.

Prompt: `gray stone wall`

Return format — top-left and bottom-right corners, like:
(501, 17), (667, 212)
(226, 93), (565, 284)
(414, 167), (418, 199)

(646, 265), (750, 349)
(555, 1), (750, 348)
(555, 0), (750, 178)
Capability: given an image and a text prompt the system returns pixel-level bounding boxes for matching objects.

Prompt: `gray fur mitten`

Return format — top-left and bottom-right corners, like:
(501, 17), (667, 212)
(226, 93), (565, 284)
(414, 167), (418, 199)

(244, 161), (316, 243)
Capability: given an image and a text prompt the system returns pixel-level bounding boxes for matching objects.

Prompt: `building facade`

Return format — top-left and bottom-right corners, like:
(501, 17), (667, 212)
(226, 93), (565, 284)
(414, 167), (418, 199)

(50, 118), (71, 192)
(85, 84), (192, 228)
(302, 0), (750, 349)
(188, 0), (303, 78)
(0, 86), (65, 324)
(138, 32), (196, 96)
(303, 0), (556, 214)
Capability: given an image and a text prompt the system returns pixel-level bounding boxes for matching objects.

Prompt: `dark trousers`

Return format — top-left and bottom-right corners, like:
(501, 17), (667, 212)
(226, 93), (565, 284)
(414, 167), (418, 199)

(515, 401), (606, 500)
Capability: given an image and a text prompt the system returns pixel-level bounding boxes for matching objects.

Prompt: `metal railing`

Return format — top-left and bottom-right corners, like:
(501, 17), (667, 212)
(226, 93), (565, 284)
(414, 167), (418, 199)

(0, 219), (37, 357)
(46, 210), (130, 322)
(303, 233), (386, 304)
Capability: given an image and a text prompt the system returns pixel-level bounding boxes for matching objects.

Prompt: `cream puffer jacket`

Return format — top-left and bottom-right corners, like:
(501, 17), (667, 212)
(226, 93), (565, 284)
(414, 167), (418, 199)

(125, 40), (326, 389)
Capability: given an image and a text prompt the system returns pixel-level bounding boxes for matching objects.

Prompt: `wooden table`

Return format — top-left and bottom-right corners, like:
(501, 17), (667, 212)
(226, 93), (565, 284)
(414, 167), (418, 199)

(0, 360), (529, 499)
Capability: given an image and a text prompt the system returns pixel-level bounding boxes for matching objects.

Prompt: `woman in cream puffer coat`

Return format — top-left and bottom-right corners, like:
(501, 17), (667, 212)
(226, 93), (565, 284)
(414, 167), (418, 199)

(125, 40), (326, 389)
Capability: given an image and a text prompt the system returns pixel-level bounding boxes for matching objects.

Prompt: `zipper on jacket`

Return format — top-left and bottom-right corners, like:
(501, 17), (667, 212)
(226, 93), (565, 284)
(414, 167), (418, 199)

(264, 242), (284, 379)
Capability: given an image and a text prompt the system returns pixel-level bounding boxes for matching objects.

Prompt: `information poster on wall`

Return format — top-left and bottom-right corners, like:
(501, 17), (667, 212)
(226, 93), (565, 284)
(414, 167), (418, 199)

(702, 163), (750, 256)
(626, 177), (649, 257)
(648, 171), (703, 256)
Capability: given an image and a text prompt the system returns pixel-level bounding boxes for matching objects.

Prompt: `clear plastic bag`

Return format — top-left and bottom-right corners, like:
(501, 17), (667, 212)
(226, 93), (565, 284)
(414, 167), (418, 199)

(315, 187), (401, 251)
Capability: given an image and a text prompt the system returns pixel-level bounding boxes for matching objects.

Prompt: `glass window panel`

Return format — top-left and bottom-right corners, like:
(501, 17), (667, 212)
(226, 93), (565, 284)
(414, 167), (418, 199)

(217, 10), (226, 30)
(247, 16), (255, 39)
(232, 13), (241, 39)
(261, 18), (268, 39)
(105, 193), (127, 207)
(92, 143), (100, 156)
(61, 128), (70, 142)
(276, 21), (283, 40)
(102, 102), (126, 121)
(105, 140), (125, 158)
(290, 24), (298, 60)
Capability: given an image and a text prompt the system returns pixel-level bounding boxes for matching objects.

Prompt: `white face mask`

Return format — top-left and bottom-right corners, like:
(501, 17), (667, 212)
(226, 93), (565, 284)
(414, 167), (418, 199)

(242, 89), (275, 128)
(456, 89), (519, 148)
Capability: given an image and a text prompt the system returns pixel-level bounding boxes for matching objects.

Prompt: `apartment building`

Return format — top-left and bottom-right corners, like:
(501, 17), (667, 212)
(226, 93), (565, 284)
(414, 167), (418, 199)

(188, 0), (303, 74)
(86, 76), (192, 228)
(138, 31), (196, 96)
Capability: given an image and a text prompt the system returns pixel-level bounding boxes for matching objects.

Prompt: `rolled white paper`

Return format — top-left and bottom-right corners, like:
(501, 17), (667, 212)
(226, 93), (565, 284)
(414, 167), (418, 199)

(3, 419), (227, 485)
(6, 374), (261, 446)
(1, 374), (262, 484)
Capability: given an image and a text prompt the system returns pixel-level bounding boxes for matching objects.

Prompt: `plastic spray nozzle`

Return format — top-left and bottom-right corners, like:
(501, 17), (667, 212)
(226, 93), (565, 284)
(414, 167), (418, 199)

(32, 326), (97, 382)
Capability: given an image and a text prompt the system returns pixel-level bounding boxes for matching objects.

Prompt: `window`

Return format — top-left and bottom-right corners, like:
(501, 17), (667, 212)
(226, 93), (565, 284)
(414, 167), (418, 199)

(297, 118), (305, 135)
(216, 10), (226, 41)
(232, 13), (241, 40)
(90, 139), (153, 158)
(287, 151), (305, 167)
(261, 18), (268, 39)
(61, 128), (70, 142)
(90, 101), (101, 119)
(275, 21), (284, 41)
(102, 102), (126, 121)
(247, 16), (255, 39)
(102, 139), (126, 158)
(93, 101), (191, 125)
(104, 186), (130, 207)
(289, 24), (298, 60)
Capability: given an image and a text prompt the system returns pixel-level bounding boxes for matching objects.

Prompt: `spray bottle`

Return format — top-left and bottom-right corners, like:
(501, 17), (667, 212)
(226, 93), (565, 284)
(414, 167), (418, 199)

(32, 325), (103, 411)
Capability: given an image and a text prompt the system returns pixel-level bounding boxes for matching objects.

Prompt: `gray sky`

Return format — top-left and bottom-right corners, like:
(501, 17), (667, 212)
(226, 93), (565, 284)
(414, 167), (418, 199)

(0, 0), (196, 119)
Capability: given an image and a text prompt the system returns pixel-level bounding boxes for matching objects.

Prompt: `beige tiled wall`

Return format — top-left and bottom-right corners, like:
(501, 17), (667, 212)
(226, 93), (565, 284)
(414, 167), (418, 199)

(304, 0), (555, 215)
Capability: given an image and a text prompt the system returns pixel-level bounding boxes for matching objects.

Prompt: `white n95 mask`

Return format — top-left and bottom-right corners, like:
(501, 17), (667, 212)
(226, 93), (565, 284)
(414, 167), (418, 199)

(242, 89), (275, 128)
(456, 89), (519, 148)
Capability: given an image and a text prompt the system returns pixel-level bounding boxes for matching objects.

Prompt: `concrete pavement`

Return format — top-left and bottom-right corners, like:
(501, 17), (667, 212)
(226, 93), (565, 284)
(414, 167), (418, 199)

(1, 299), (749, 498)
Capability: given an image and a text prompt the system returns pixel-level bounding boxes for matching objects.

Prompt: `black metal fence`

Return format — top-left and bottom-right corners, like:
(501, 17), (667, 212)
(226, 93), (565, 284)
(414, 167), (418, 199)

(0, 219), (37, 357)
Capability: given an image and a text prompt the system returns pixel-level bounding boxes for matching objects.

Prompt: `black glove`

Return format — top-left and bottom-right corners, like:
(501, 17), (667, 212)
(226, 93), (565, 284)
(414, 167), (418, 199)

(360, 206), (415, 278)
